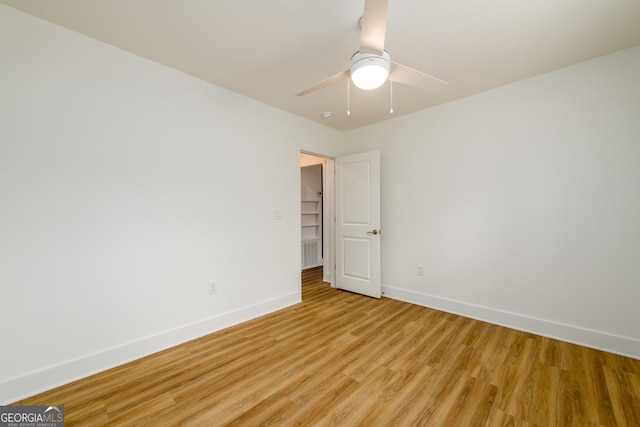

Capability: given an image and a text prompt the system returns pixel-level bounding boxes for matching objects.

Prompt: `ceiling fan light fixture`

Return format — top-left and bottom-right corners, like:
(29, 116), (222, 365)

(350, 50), (390, 90)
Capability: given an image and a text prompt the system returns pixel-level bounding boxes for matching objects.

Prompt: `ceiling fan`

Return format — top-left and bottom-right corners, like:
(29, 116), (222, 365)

(295, 0), (448, 97)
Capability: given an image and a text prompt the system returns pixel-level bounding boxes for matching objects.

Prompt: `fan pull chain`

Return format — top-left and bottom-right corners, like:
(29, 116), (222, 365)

(390, 79), (394, 114)
(347, 78), (351, 116)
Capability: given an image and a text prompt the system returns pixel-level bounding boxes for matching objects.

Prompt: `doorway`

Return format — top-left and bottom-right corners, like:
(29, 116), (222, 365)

(300, 152), (334, 287)
(299, 150), (381, 299)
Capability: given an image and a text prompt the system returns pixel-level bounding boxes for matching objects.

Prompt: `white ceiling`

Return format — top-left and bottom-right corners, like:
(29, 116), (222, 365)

(2, 0), (640, 131)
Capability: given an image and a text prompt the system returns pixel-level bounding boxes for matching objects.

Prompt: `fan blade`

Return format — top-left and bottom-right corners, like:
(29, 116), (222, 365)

(360, 0), (388, 55)
(295, 70), (350, 96)
(390, 62), (448, 91)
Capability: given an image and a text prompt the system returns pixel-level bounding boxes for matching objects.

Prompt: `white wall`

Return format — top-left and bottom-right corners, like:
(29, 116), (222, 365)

(0, 5), (342, 403)
(300, 164), (322, 201)
(343, 46), (640, 358)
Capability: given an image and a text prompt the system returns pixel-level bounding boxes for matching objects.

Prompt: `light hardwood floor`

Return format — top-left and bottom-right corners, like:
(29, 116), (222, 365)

(14, 267), (640, 426)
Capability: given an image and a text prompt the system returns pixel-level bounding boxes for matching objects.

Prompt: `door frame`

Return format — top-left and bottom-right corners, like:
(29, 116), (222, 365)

(300, 151), (335, 287)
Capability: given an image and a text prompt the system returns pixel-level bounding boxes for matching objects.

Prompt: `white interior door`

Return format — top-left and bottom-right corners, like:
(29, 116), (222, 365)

(335, 150), (381, 298)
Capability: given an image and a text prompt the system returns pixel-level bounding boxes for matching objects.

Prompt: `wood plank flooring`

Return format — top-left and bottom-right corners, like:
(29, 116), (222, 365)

(13, 267), (640, 426)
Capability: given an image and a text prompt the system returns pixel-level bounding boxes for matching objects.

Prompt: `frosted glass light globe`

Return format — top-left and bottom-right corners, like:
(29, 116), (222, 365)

(350, 51), (390, 90)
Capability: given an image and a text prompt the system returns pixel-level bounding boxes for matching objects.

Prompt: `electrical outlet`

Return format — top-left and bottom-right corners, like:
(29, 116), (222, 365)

(209, 282), (218, 295)
(416, 266), (425, 276)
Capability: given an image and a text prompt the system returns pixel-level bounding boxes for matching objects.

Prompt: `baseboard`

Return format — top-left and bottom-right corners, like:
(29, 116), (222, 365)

(0, 292), (300, 405)
(382, 284), (640, 360)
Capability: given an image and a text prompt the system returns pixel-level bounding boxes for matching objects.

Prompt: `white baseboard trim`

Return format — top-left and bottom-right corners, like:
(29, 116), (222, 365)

(382, 284), (640, 360)
(1, 292), (300, 405)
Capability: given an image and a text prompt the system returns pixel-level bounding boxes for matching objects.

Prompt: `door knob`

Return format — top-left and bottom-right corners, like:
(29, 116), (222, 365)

(367, 229), (379, 235)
